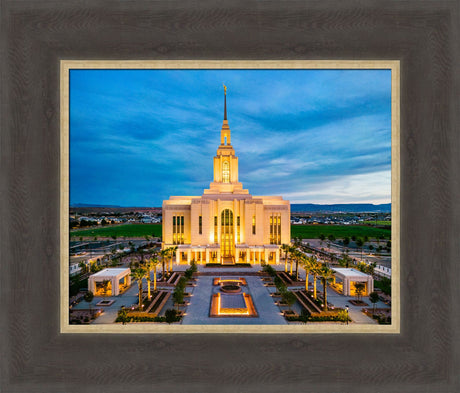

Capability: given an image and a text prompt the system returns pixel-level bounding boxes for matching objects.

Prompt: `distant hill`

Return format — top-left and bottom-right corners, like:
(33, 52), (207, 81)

(71, 203), (391, 214)
(291, 203), (391, 213)
(71, 203), (122, 208)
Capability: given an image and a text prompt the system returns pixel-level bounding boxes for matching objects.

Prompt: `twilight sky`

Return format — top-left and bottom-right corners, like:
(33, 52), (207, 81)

(70, 69), (391, 207)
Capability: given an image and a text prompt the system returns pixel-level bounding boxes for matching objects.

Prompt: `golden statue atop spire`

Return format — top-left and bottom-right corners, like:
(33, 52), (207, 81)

(223, 84), (227, 95)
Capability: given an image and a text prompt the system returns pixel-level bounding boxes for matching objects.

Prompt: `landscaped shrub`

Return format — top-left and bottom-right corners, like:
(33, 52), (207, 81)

(374, 277), (391, 295)
(184, 261), (197, 280)
(165, 308), (181, 324)
(263, 264), (276, 277)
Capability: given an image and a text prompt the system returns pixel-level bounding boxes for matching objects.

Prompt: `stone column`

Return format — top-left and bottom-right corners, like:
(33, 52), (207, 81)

(235, 251), (239, 263)
(276, 249), (280, 264)
(264, 249), (269, 264)
(217, 250), (221, 264)
(112, 278), (119, 296)
(88, 277), (95, 294)
(206, 249), (210, 263)
(187, 250), (191, 264)
(344, 278), (349, 296)
(176, 250), (180, 264)
(246, 250), (250, 263)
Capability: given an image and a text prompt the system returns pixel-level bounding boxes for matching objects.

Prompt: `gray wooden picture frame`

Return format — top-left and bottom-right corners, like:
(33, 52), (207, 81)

(1, 1), (459, 392)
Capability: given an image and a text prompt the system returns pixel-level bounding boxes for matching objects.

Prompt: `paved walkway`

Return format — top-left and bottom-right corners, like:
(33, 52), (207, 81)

(72, 264), (388, 325)
(182, 275), (287, 325)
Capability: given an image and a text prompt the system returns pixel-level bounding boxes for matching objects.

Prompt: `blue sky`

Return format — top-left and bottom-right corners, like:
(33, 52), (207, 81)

(70, 69), (391, 207)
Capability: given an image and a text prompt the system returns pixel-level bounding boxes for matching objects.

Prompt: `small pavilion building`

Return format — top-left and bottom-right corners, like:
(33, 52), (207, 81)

(162, 86), (291, 265)
(332, 268), (374, 296)
(88, 268), (131, 296)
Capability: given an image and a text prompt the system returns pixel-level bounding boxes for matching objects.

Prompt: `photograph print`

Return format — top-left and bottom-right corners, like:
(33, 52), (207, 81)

(63, 62), (398, 333)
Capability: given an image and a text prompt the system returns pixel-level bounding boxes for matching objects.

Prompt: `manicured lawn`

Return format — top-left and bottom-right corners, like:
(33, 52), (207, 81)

(291, 224), (391, 239)
(373, 220), (391, 226)
(71, 223), (162, 238)
(71, 223), (390, 240)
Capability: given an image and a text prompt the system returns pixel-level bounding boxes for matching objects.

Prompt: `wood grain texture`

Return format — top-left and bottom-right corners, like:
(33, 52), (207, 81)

(1, 1), (459, 392)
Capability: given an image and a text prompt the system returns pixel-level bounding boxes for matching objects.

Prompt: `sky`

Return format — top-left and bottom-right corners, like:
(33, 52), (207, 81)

(70, 69), (392, 207)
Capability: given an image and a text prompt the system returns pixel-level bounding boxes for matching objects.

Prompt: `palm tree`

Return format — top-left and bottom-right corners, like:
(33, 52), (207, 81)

(319, 265), (335, 311)
(289, 245), (296, 275)
(292, 249), (303, 281)
(143, 254), (157, 300)
(310, 258), (322, 299)
(169, 246), (178, 272)
(160, 248), (168, 280)
(299, 254), (311, 291)
(130, 267), (147, 310)
(281, 244), (290, 272)
(147, 255), (161, 294)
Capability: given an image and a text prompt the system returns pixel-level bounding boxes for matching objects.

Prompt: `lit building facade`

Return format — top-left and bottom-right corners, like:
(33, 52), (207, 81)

(162, 87), (290, 265)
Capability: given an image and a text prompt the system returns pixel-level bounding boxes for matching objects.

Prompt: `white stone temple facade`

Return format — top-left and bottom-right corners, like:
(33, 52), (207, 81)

(162, 87), (290, 265)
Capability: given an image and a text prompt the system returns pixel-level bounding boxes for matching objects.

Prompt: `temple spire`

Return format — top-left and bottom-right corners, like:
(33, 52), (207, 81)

(223, 84), (227, 120)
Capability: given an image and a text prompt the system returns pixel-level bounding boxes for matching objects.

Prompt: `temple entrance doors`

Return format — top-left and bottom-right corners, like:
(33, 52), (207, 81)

(220, 209), (234, 263)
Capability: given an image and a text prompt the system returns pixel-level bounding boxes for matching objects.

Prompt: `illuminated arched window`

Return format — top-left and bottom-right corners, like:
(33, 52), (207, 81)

(222, 161), (230, 183)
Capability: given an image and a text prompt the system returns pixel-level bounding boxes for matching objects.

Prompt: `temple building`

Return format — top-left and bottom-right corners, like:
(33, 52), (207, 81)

(162, 86), (290, 265)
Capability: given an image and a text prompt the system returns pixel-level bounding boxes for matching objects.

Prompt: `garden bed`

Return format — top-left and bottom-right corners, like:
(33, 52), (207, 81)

(348, 299), (368, 306)
(362, 308), (391, 324)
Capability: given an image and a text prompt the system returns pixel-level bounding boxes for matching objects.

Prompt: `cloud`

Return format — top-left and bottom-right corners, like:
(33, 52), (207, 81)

(70, 69), (391, 206)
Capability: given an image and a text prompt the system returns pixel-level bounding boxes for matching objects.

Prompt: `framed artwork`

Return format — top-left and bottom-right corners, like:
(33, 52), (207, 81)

(61, 60), (400, 334)
(2, 1), (458, 392)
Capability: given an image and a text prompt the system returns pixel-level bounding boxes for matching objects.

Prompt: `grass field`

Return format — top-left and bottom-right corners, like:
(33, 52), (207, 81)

(71, 224), (162, 238)
(291, 224), (391, 239)
(71, 223), (390, 240)
(372, 220), (391, 226)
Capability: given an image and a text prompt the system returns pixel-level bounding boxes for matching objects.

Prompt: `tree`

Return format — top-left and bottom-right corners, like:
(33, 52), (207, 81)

(289, 245), (296, 275)
(84, 291), (94, 303)
(100, 280), (111, 296)
(292, 249), (303, 281)
(339, 253), (352, 268)
(369, 291), (379, 316)
(319, 233), (325, 248)
(78, 261), (87, 274)
(343, 236), (350, 247)
(145, 255), (160, 299)
(356, 238), (364, 259)
(319, 265), (335, 311)
(310, 258), (322, 299)
(173, 285), (185, 311)
(327, 234), (336, 242)
(282, 290), (297, 312)
(281, 244), (290, 273)
(118, 308), (130, 325)
(130, 267), (147, 310)
(354, 282), (365, 301)
(299, 254), (312, 291)
(169, 246), (178, 272)
(160, 248), (168, 279)
(165, 308), (178, 324)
